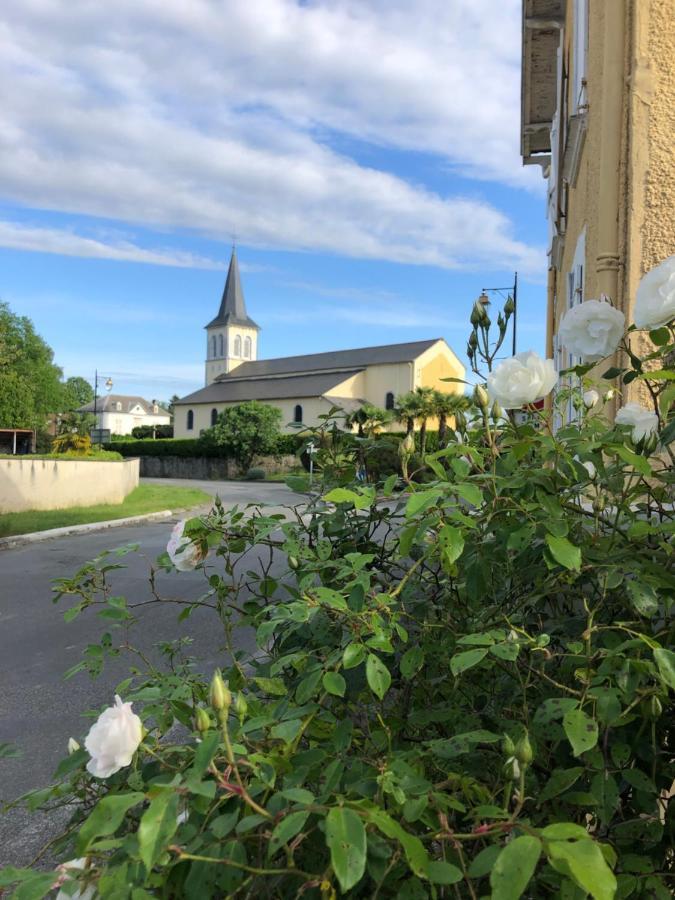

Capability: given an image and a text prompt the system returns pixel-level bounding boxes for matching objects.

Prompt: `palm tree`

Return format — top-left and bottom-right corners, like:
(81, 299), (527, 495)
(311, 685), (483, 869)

(394, 392), (421, 438)
(346, 403), (392, 437)
(412, 386), (436, 457)
(432, 391), (470, 448)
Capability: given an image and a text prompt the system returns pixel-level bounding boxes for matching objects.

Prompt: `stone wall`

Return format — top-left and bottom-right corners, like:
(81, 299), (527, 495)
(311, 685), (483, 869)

(138, 454), (297, 480)
(0, 457), (139, 513)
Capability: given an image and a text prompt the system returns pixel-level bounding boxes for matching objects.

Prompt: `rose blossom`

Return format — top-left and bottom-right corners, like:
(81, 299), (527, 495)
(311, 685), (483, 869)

(615, 402), (659, 442)
(84, 695), (142, 778)
(634, 255), (675, 329)
(558, 298), (625, 361)
(487, 351), (558, 409)
(167, 519), (207, 571)
(582, 389), (600, 409)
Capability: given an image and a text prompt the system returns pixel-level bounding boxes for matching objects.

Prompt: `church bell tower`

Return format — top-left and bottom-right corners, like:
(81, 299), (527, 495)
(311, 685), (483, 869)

(205, 249), (260, 385)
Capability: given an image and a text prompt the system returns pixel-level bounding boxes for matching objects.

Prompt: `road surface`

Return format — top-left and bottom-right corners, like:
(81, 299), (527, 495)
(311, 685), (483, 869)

(0, 479), (303, 867)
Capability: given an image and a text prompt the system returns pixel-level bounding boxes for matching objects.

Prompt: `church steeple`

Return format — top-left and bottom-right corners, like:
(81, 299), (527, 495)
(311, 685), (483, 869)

(204, 249), (260, 385)
(206, 248), (259, 330)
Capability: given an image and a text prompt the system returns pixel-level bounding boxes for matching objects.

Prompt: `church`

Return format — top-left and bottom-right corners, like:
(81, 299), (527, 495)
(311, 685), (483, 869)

(173, 251), (465, 436)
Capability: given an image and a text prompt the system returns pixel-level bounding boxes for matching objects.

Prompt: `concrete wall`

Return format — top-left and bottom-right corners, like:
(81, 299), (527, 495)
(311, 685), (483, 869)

(0, 457), (139, 513)
(138, 454), (297, 480)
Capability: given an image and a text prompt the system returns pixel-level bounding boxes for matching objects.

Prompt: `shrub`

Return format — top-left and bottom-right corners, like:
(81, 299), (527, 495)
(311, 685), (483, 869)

(3, 263), (675, 898)
(130, 424), (174, 439)
(51, 432), (92, 455)
(202, 401), (282, 471)
(244, 466), (266, 480)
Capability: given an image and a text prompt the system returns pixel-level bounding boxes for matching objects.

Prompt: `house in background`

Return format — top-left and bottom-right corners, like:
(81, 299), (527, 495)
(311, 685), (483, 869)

(521, 0), (675, 415)
(77, 395), (171, 436)
(174, 250), (465, 436)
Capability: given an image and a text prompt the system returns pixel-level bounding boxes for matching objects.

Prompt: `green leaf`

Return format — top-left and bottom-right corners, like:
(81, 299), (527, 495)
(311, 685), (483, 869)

(325, 807), (367, 892)
(648, 326), (671, 346)
(427, 861), (463, 884)
(280, 788), (315, 805)
(454, 482), (483, 506)
(468, 845), (501, 878)
(450, 647), (488, 676)
(323, 671), (346, 697)
(366, 654), (391, 700)
(545, 535), (581, 572)
(563, 708), (598, 757)
(627, 581), (659, 617)
(489, 641), (520, 661)
(323, 487), (374, 509)
(615, 446), (652, 477)
(545, 837), (617, 900)
(314, 587), (348, 611)
(253, 677), (287, 696)
(343, 643), (366, 670)
(11, 874), (57, 900)
(406, 489), (442, 517)
(438, 524), (465, 568)
(382, 473), (398, 496)
(602, 366), (624, 379)
(622, 769), (656, 794)
(490, 835), (542, 899)
(653, 648), (675, 690)
(539, 768), (585, 802)
(400, 646), (425, 679)
(429, 730), (500, 759)
(77, 792), (145, 854)
(364, 806), (429, 878)
(138, 790), (179, 874)
(269, 810), (310, 857)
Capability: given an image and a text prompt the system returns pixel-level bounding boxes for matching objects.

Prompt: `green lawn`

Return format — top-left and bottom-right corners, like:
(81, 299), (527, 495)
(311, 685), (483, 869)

(0, 484), (211, 538)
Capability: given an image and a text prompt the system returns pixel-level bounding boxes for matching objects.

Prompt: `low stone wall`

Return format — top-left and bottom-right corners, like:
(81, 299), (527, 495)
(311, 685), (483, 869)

(0, 457), (140, 513)
(138, 454), (297, 480)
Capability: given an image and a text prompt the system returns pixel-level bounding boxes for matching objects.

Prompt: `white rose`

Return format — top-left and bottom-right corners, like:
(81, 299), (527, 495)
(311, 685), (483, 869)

(634, 255), (675, 329)
(54, 859), (96, 900)
(67, 737), (80, 755)
(84, 695), (142, 778)
(558, 299), (625, 361)
(615, 402), (659, 442)
(487, 351), (558, 409)
(582, 389), (600, 409)
(167, 519), (207, 571)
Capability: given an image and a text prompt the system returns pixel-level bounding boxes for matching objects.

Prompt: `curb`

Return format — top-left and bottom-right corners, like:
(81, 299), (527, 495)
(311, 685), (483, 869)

(0, 510), (174, 551)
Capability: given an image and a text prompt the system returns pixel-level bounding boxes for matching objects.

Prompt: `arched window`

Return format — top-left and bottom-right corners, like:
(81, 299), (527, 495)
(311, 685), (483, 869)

(211, 335), (217, 358)
(234, 335), (242, 356)
(211, 408), (218, 426)
(244, 336), (252, 358)
(294, 404), (303, 423)
(385, 392), (395, 410)
(218, 334), (224, 357)
(187, 409), (194, 431)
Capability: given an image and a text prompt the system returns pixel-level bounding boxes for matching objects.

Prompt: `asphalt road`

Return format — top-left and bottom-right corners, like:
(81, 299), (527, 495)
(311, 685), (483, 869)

(0, 479), (303, 867)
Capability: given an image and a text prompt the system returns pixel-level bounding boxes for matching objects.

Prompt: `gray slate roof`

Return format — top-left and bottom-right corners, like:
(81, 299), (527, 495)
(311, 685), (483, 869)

(77, 395), (169, 417)
(213, 338), (442, 382)
(206, 249), (259, 330)
(176, 371), (364, 406)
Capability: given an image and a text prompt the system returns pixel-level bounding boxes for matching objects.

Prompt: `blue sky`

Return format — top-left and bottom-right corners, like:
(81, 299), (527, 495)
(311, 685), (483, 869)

(0, 0), (548, 401)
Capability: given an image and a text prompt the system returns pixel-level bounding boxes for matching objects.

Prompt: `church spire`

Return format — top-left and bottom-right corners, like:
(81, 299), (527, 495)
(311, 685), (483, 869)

(206, 248), (259, 330)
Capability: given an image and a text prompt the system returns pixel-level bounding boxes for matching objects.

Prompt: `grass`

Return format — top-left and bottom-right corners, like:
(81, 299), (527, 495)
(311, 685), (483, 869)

(0, 484), (211, 538)
(0, 451), (123, 461)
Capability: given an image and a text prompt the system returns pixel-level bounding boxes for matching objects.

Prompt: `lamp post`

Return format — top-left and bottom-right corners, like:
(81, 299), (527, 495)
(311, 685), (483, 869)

(92, 371), (113, 443)
(478, 272), (518, 355)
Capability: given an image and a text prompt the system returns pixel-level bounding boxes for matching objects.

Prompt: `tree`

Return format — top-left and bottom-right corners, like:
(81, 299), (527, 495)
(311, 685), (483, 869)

(394, 392), (421, 437)
(0, 300), (63, 428)
(346, 403), (392, 437)
(167, 394), (180, 417)
(205, 401), (282, 471)
(61, 376), (94, 411)
(432, 390), (470, 447)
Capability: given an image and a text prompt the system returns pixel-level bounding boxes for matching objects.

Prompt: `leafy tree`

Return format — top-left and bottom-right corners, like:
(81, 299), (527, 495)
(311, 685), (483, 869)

(204, 401), (282, 470)
(0, 300), (63, 429)
(61, 376), (94, 411)
(167, 394), (180, 416)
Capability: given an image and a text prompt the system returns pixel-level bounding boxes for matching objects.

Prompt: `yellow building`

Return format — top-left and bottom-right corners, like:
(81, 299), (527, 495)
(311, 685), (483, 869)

(521, 0), (675, 409)
(174, 251), (465, 436)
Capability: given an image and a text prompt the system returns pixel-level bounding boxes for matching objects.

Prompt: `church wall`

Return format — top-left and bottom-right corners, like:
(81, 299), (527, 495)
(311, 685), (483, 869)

(363, 362), (414, 409)
(324, 371), (367, 401)
(415, 343), (465, 393)
(175, 395), (344, 437)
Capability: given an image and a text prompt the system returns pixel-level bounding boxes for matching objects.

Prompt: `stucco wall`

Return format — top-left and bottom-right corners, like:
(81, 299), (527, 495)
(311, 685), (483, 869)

(0, 457), (139, 513)
(138, 454), (297, 480)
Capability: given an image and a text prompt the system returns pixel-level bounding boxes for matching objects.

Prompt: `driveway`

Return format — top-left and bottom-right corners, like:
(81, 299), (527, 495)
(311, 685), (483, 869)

(0, 480), (303, 867)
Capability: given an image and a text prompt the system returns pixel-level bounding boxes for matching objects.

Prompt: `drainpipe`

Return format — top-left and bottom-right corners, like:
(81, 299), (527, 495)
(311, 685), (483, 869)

(596, 1), (625, 305)
(545, 266), (556, 412)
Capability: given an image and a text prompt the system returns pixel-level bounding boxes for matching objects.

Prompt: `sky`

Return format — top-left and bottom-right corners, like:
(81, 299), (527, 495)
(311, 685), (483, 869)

(0, 0), (548, 401)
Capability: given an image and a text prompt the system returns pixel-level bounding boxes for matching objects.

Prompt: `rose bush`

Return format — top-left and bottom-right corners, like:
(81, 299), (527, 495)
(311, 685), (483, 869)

(634, 255), (675, 329)
(84, 695), (143, 779)
(1, 259), (674, 899)
(558, 298), (625, 361)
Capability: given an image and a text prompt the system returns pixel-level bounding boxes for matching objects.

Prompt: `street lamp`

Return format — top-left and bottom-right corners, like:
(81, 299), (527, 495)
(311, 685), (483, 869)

(478, 272), (518, 355)
(92, 371), (113, 443)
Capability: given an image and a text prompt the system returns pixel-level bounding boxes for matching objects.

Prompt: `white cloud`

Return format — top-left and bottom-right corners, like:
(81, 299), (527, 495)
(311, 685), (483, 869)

(0, 220), (224, 268)
(0, 1), (544, 275)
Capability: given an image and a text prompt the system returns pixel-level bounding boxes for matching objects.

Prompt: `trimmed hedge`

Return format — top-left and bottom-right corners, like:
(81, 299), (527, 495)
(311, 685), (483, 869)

(104, 434), (304, 459)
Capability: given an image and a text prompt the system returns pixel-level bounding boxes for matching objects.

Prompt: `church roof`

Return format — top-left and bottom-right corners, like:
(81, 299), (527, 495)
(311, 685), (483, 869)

(213, 338), (442, 382)
(205, 249), (259, 330)
(176, 370), (365, 405)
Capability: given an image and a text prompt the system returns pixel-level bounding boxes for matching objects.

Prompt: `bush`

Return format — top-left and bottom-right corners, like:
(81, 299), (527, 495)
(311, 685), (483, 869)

(4, 268), (675, 898)
(202, 401), (282, 471)
(244, 466), (266, 480)
(51, 432), (92, 455)
(105, 433), (305, 460)
(130, 424), (174, 439)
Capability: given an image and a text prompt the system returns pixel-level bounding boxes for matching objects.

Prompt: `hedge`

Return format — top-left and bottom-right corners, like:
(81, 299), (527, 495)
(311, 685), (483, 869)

(103, 434), (304, 459)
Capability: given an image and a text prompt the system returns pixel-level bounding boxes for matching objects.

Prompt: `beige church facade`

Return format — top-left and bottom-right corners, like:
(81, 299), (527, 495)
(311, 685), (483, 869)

(174, 251), (465, 436)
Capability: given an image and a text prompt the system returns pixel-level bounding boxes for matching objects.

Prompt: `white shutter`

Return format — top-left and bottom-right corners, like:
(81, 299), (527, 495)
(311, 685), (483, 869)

(572, 0), (588, 113)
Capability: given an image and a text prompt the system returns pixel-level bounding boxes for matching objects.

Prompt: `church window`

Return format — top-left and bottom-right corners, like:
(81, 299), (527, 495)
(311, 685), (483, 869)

(385, 392), (395, 410)
(211, 335), (217, 358)
(294, 404), (303, 423)
(234, 335), (242, 356)
(187, 409), (194, 431)
(218, 334), (224, 357)
(211, 408), (218, 426)
(244, 336), (252, 358)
